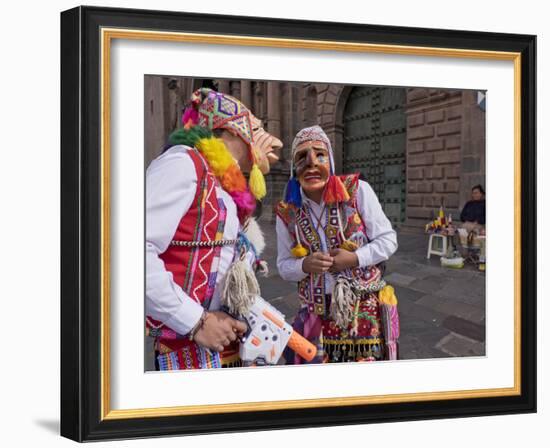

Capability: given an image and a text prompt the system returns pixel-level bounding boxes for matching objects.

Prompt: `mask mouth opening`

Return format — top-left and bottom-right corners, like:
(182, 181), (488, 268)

(266, 152), (279, 163)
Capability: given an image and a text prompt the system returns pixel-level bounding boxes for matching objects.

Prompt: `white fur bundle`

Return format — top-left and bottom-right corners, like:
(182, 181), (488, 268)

(244, 217), (265, 255)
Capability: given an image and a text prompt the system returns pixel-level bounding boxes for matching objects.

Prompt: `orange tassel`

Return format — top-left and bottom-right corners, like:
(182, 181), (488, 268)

(220, 164), (247, 192)
(323, 175), (350, 204)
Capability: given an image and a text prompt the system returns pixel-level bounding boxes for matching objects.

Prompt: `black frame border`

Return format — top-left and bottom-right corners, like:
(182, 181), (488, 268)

(60, 5), (536, 442)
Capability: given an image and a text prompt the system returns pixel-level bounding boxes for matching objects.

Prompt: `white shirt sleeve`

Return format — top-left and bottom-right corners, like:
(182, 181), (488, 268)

(145, 146), (204, 336)
(276, 216), (308, 282)
(354, 180), (398, 267)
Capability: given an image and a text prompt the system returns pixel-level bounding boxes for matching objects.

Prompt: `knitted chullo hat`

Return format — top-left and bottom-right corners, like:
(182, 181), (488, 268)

(284, 125), (353, 258)
(169, 88), (267, 224)
(284, 125), (348, 208)
(291, 125), (335, 173)
(183, 88), (266, 200)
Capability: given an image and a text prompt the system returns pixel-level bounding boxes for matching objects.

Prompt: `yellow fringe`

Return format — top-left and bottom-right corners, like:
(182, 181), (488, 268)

(195, 137), (234, 177)
(340, 239), (359, 252)
(220, 353), (241, 367)
(323, 337), (383, 345)
(379, 285), (398, 306)
(249, 163), (266, 199)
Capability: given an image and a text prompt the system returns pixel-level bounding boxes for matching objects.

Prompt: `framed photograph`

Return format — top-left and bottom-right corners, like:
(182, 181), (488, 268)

(60, 5), (536, 442)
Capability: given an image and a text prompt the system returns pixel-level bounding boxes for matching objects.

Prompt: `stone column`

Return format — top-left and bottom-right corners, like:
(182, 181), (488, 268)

(230, 80), (241, 100)
(283, 82), (294, 162)
(241, 80), (252, 108)
(253, 82), (265, 123)
(144, 76), (177, 167)
(216, 79), (230, 94)
(459, 91), (486, 207)
(266, 82), (281, 139)
(181, 78), (195, 105)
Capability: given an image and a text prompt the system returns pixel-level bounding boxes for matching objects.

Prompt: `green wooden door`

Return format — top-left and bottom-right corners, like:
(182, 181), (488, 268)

(343, 87), (406, 225)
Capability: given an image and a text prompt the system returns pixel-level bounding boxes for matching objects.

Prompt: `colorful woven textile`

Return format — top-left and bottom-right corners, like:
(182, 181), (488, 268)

(285, 300), (385, 364)
(156, 340), (241, 370)
(276, 174), (372, 317)
(190, 87), (254, 149)
(186, 88), (266, 200)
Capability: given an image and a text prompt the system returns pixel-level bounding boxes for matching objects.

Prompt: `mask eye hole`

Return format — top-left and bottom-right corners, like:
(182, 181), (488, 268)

(294, 159), (306, 172)
(294, 151), (307, 165)
(317, 154), (328, 164)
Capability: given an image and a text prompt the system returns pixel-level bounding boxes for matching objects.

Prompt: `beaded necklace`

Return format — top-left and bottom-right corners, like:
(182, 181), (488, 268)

(306, 202), (328, 246)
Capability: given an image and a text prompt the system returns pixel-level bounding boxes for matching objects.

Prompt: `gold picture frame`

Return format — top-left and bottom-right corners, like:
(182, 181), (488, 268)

(61, 5), (536, 441)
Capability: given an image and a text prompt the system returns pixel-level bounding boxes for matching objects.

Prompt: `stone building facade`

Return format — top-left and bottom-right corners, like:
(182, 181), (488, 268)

(145, 76), (485, 230)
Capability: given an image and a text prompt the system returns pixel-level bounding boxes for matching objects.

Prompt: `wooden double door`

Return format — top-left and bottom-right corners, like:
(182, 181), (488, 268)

(343, 86), (407, 226)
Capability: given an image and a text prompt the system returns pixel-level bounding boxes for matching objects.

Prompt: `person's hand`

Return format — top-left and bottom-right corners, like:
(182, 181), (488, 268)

(328, 248), (359, 273)
(193, 311), (248, 352)
(302, 251), (333, 274)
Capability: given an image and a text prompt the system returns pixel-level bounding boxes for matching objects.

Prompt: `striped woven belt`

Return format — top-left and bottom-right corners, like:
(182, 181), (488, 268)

(170, 239), (237, 248)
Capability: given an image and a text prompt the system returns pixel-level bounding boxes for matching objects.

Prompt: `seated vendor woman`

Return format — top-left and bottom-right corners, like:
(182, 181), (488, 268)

(460, 184), (486, 232)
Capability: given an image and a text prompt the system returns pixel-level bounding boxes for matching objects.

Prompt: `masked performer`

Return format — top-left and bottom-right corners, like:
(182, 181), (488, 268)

(276, 125), (399, 364)
(146, 88), (282, 370)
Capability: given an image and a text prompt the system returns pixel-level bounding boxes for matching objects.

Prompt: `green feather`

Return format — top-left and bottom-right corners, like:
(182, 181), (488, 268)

(168, 126), (213, 147)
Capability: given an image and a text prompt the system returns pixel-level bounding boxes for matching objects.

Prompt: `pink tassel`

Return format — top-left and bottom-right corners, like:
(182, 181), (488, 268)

(182, 107), (199, 127)
(230, 189), (256, 222)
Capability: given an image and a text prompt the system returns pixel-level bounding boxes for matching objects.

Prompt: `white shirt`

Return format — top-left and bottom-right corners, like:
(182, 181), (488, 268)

(145, 145), (247, 336)
(276, 180), (398, 292)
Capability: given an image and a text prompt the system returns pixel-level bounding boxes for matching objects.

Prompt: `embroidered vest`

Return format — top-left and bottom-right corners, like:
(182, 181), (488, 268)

(147, 148), (228, 352)
(276, 174), (382, 317)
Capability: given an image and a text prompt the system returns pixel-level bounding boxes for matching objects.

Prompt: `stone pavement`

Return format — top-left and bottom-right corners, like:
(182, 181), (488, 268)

(257, 221), (486, 361)
(145, 223), (486, 370)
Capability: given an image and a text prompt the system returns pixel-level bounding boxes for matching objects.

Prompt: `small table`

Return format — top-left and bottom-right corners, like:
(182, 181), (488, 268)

(426, 233), (448, 259)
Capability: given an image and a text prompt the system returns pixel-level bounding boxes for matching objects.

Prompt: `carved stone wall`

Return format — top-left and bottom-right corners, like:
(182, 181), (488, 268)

(144, 77), (485, 228)
(403, 89), (464, 226)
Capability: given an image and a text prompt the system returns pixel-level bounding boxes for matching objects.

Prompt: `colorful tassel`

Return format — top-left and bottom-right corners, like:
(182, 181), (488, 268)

(220, 164), (247, 192)
(169, 125), (212, 147)
(291, 243), (309, 258)
(167, 125), (260, 225)
(284, 177), (302, 208)
(340, 240), (359, 252)
(249, 163), (266, 200)
(230, 190), (256, 222)
(221, 259), (259, 316)
(182, 107), (199, 128)
(195, 137), (234, 176)
(323, 175), (350, 204)
(379, 285), (398, 306)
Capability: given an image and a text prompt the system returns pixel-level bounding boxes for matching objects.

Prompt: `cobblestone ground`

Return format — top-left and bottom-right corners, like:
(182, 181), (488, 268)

(257, 221), (486, 361)
(146, 222), (486, 369)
